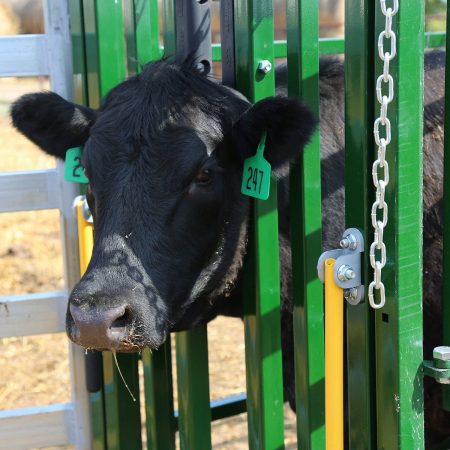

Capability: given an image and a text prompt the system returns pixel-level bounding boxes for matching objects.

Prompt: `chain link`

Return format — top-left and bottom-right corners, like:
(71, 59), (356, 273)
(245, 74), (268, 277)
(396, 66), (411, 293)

(369, 0), (398, 309)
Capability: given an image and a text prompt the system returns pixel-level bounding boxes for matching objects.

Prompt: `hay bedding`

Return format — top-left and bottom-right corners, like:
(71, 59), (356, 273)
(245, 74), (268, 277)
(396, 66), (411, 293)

(0, 78), (296, 449)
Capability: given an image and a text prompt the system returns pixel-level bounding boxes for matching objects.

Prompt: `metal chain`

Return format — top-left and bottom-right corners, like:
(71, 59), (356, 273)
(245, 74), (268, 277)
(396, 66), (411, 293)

(369, 0), (398, 309)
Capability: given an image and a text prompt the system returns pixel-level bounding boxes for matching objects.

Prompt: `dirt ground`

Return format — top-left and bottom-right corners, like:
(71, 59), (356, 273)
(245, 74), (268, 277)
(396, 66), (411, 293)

(0, 78), (297, 449)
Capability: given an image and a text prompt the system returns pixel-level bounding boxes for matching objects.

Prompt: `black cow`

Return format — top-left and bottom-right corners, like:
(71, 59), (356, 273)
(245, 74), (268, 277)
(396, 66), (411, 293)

(10, 51), (449, 447)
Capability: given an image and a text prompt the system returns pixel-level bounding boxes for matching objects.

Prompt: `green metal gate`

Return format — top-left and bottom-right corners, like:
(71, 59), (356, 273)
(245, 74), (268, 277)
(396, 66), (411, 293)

(67, 0), (450, 449)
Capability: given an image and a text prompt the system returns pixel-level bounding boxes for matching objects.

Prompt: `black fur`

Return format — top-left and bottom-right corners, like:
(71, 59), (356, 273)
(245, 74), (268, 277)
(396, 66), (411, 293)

(10, 92), (96, 157)
(10, 53), (450, 448)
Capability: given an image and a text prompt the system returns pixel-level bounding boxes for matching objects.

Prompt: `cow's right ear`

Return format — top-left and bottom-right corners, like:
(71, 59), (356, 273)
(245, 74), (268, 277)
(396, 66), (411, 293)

(11, 92), (97, 159)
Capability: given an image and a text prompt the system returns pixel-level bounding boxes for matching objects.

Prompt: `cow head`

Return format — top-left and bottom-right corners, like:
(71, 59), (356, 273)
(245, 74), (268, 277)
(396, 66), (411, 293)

(11, 59), (316, 351)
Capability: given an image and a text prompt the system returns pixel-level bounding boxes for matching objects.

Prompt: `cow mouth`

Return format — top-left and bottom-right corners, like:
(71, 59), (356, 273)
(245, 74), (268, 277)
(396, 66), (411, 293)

(66, 318), (164, 353)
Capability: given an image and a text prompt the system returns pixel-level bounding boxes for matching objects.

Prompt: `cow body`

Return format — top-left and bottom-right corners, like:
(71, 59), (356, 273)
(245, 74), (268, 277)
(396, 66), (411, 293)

(11, 51), (448, 447)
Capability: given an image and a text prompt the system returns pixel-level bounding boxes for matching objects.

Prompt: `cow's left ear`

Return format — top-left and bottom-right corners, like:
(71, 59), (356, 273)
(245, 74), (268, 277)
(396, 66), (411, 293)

(11, 92), (97, 159)
(229, 96), (317, 176)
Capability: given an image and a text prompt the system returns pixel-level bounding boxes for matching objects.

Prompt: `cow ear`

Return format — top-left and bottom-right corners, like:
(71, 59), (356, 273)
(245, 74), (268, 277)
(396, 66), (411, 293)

(11, 92), (97, 159)
(229, 96), (317, 176)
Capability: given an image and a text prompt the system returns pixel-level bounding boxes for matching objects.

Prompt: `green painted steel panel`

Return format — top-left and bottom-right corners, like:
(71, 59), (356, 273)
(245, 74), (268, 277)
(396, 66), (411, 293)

(344, 1), (376, 448)
(70, 0), (88, 106)
(374, 1), (425, 448)
(103, 353), (142, 450)
(425, 31), (446, 49)
(212, 32), (442, 63)
(134, 0), (163, 65)
(176, 327), (212, 450)
(234, 1), (285, 448)
(162, 0), (176, 57)
(142, 345), (176, 450)
(90, 390), (108, 450)
(86, 4), (142, 448)
(82, 0), (100, 108)
(123, 0), (138, 76)
(442, 0), (450, 412)
(95, 0), (126, 95)
(285, 1), (325, 449)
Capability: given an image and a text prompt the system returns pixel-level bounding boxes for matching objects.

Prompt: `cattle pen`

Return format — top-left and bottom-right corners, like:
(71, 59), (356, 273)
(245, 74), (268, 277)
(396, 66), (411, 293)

(0, 0), (449, 450)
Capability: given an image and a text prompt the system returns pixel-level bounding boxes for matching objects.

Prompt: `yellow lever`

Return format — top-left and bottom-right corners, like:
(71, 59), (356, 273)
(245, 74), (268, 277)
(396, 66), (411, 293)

(75, 199), (94, 275)
(325, 258), (344, 450)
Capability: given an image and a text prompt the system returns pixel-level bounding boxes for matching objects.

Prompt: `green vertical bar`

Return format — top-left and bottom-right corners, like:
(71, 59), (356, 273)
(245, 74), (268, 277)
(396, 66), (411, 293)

(375, 1), (425, 448)
(95, 0), (126, 95)
(123, 0), (138, 76)
(134, 0), (162, 64)
(142, 344), (176, 450)
(234, 2), (285, 449)
(90, 3), (142, 449)
(131, 3), (175, 448)
(176, 327), (212, 450)
(286, 1), (325, 448)
(162, 0), (176, 57)
(83, 0), (100, 107)
(70, 0), (89, 105)
(344, 1), (377, 449)
(442, 0), (450, 412)
(103, 353), (142, 450)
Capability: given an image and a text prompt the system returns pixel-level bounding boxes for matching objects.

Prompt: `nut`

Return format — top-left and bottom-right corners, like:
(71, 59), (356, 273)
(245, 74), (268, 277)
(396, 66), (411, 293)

(337, 265), (356, 281)
(340, 234), (358, 250)
(433, 346), (450, 361)
(257, 60), (272, 74)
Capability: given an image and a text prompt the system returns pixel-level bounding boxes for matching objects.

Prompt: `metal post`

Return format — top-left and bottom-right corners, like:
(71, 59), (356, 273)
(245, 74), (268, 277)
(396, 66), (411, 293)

(374, 1), (425, 448)
(170, 2), (213, 449)
(442, 0), (450, 412)
(234, 1), (285, 448)
(286, 1), (325, 448)
(344, 1), (376, 448)
(219, 0), (235, 87)
(44, 1), (92, 449)
(174, 0), (212, 73)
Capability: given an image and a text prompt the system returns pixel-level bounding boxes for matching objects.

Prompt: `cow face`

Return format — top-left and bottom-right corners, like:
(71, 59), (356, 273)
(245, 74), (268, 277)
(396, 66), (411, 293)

(11, 59), (316, 351)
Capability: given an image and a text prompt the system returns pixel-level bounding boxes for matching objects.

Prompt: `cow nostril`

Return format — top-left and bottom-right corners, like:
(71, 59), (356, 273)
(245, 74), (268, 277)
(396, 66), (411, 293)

(110, 307), (131, 330)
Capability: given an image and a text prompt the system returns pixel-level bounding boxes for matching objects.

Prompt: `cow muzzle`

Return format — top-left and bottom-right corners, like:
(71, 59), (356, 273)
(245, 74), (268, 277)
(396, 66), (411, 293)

(68, 303), (138, 351)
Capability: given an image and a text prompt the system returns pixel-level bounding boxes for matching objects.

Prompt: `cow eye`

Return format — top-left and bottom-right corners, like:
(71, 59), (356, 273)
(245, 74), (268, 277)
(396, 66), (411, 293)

(194, 169), (212, 185)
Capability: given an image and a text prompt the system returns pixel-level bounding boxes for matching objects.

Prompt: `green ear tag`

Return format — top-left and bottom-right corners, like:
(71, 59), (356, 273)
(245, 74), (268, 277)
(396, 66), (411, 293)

(241, 133), (271, 200)
(64, 147), (88, 183)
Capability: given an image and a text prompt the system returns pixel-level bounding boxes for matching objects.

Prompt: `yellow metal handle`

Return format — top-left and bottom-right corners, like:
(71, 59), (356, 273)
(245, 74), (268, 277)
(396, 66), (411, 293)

(325, 258), (344, 450)
(75, 199), (94, 275)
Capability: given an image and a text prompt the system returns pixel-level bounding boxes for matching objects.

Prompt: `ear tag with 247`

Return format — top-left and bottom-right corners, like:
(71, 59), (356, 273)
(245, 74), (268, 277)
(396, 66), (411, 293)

(241, 132), (271, 200)
(64, 147), (88, 183)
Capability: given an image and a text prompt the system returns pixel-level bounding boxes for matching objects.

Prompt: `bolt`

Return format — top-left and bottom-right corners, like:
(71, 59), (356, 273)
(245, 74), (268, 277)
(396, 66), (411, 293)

(340, 238), (349, 249)
(433, 346), (450, 361)
(340, 234), (358, 250)
(344, 288), (358, 300)
(337, 265), (356, 281)
(257, 60), (272, 74)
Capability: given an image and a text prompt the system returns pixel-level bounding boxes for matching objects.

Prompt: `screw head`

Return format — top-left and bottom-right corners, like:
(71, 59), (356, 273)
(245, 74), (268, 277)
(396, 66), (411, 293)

(433, 346), (450, 361)
(257, 60), (272, 74)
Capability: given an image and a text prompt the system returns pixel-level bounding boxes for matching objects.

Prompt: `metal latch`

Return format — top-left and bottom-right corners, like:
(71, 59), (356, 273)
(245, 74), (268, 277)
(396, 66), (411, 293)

(317, 228), (365, 305)
(423, 346), (450, 384)
(72, 195), (93, 223)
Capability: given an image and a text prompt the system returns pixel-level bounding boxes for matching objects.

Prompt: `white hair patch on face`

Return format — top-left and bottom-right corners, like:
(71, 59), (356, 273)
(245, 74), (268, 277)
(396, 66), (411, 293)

(70, 107), (90, 128)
